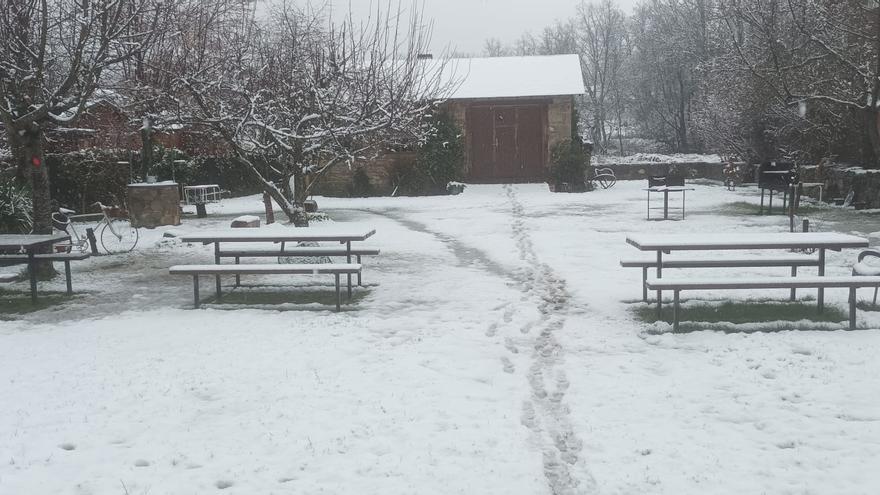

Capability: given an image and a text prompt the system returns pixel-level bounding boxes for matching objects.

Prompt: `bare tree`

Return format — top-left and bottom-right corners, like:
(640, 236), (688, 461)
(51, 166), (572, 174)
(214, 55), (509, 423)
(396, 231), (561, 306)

(719, 0), (880, 165)
(577, 0), (628, 152)
(177, 1), (451, 226)
(0, 0), (164, 239)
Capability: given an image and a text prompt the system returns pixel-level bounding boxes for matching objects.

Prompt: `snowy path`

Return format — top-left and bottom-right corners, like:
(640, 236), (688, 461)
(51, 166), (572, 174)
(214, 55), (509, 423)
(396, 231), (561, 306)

(367, 185), (595, 494)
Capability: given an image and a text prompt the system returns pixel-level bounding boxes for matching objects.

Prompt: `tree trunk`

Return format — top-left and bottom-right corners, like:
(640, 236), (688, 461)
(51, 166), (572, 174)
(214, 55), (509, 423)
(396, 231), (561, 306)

(864, 107), (880, 169)
(140, 117), (153, 180)
(9, 125), (56, 279)
(232, 156), (307, 227)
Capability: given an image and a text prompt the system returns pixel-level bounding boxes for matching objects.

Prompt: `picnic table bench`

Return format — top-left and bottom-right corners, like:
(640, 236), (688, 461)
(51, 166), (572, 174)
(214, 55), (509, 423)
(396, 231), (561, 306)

(169, 263), (361, 310)
(0, 251), (91, 296)
(625, 232), (870, 310)
(647, 275), (880, 331)
(0, 233), (84, 302)
(621, 254), (820, 302)
(173, 228), (377, 310)
(216, 245), (380, 286)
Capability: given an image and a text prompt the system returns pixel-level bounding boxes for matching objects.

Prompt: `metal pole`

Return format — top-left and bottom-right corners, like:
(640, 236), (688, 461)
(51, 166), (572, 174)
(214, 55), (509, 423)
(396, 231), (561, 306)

(656, 249), (663, 316)
(335, 273), (341, 311)
(193, 275), (200, 308)
(214, 242), (221, 299)
(65, 260), (72, 295)
(28, 250), (37, 303)
(849, 287), (856, 330)
(818, 248), (825, 313)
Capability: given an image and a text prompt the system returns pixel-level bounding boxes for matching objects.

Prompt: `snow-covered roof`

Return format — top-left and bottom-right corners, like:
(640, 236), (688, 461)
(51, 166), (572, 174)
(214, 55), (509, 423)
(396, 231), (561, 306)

(441, 54), (585, 100)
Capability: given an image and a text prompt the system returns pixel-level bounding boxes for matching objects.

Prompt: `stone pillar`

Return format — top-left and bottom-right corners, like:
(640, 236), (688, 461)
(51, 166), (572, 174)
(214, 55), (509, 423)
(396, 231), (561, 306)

(127, 182), (181, 228)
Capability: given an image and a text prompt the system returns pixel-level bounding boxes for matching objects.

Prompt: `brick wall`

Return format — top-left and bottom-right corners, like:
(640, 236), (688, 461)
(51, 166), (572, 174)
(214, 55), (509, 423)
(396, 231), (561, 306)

(309, 152), (417, 197)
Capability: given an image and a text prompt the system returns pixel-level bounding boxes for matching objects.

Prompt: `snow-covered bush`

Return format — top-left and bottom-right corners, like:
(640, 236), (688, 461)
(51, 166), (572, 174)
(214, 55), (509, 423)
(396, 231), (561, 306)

(47, 149), (131, 212)
(415, 112), (464, 190)
(549, 140), (590, 192)
(348, 168), (374, 198)
(0, 177), (32, 233)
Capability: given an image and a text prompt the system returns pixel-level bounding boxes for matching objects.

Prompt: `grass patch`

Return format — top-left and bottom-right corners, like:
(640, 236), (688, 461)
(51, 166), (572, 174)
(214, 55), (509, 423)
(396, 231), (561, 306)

(855, 300), (880, 312)
(0, 288), (77, 316)
(203, 284), (370, 309)
(712, 201), (828, 217)
(634, 299), (847, 331)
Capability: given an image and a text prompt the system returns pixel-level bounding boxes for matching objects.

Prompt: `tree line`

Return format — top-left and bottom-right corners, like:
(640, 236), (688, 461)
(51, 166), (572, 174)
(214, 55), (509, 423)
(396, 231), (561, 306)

(484, 0), (880, 166)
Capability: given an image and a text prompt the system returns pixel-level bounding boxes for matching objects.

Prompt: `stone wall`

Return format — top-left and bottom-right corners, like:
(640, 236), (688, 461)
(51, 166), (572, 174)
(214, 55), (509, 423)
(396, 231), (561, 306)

(547, 96), (573, 154)
(127, 182), (181, 228)
(309, 152), (417, 197)
(799, 164), (880, 208)
(597, 162), (725, 181)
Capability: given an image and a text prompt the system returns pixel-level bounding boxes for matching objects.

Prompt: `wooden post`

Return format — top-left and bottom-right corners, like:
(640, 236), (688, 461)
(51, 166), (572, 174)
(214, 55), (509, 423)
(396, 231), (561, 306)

(263, 192), (275, 225)
(86, 228), (98, 255)
(196, 203), (207, 218)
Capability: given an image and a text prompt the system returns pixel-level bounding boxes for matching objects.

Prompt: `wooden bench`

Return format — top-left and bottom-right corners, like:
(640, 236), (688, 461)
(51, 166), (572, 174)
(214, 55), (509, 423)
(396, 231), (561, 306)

(217, 246), (380, 286)
(645, 275), (880, 331)
(621, 255), (820, 301)
(168, 263), (362, 310)
(0, 252), (91, 295)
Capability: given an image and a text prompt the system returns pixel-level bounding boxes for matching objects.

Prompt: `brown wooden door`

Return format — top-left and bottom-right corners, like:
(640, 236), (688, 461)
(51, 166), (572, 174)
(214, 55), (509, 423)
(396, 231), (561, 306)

(516, 105), (545, 178)
(468, 106), (494, 180)
(466, 101), (548, 181)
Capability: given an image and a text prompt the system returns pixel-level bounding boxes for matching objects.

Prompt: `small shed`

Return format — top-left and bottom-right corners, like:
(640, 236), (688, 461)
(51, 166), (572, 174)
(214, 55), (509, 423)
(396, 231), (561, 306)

(442, 54), (585, 182)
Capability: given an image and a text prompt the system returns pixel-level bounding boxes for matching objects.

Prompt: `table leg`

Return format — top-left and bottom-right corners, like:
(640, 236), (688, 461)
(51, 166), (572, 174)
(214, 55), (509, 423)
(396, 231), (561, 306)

(193, 275), (200, 308)
(346, 241), (352, 298)
(818, 248), (825, 313)
(214, 242), (222, 299)
(28, 250), (37, 303)
(673, 290), (680, 332)
(790, 266), (797, 301)
(646, 190), (650, 220)
(64, 260), (72, 295)
(849, 287), (856, 330)
(681, 190), (686, 219)
(335, 273), (341, 311)
(663, 190), (669, 220)
(656, 250), (663, 316)
(235, 256), (240, 287)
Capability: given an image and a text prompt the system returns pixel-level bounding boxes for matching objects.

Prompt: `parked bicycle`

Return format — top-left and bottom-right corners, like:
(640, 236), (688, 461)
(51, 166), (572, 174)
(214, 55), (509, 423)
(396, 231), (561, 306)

(52, 202), (139, 254)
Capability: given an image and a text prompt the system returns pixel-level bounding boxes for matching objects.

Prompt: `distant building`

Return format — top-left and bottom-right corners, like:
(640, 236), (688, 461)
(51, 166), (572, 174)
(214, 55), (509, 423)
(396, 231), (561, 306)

(443, 54), (585, 182)
(314, 54), (585, 195)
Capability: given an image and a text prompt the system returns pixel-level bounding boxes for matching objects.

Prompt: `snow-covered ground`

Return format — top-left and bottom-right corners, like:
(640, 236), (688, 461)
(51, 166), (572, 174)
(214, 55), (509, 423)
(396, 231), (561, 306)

(1, 181), (879, 494)
(593, 153), (723, 165)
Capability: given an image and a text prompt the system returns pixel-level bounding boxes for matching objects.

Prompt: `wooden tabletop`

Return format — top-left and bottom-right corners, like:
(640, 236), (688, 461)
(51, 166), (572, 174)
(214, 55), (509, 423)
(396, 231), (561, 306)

(626, 232), (869, 251)
(180, 228), (376, 244)
(643, 186), (695, 192)
(0, 233), (70, 250)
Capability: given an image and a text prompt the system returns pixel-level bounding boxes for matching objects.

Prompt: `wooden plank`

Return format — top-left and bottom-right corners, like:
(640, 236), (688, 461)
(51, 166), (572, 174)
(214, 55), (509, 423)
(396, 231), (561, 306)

(627, 232), (868, 251)
(646, 275), (880, 291)
(0, 253), (91, 261)
(179, 229), (375, 243)
(620, 256), (820, 268)
(219, 248), (380, 257)
(0, 234), (70, 250)
(169, 263), (362, 275)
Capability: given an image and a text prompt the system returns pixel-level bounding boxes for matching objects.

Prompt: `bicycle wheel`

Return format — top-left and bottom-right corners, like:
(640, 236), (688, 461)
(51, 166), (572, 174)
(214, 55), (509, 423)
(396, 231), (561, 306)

(100, 219), (139, 253)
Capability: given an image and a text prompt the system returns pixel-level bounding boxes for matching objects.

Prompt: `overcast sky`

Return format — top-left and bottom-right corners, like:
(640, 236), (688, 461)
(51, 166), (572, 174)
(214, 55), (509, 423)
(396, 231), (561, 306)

(320, 0), (639, 56)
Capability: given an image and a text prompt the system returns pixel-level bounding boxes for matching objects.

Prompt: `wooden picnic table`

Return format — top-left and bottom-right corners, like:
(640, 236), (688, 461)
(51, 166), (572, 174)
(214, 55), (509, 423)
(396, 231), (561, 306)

(626, 232), (870, 309)
(644, 186), (695, 220)
(179, 228), (376, 296)
(0, 233), (70, 302)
